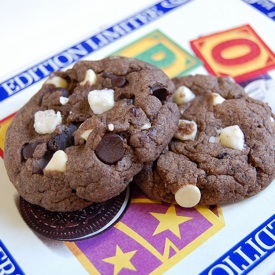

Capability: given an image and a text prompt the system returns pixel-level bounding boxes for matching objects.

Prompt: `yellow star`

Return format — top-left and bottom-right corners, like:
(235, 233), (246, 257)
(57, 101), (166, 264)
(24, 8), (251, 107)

(150, 204), (192, 238)
(103, 245), (137, 275)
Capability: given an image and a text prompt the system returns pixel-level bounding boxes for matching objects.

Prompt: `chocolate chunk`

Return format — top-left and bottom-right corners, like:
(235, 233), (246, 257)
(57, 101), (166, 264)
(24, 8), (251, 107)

(95, 133), (125, 164)
(22, 141), (40, 160)
(65, 76), (78, 92)
(120, 131), (131, 140)
(47, 124), (77, 152)
(148, 128), (157, 138)
(130, 107), (138, 116)
(151, 83), (169, 103)
(33, 152), (53, 174)
(103, 72), (127, 88)
(73, 121), (83, 128)
(217, 152), (228, 159)
(56, 88), (70, 98)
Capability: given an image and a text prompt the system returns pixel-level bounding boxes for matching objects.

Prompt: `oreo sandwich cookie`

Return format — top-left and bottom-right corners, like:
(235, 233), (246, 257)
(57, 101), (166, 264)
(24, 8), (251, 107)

(19, 186), (130, 241)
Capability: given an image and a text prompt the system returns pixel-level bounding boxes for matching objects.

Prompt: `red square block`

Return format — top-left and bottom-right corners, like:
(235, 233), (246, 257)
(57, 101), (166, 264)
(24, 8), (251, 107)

(190, 24), (275, 81)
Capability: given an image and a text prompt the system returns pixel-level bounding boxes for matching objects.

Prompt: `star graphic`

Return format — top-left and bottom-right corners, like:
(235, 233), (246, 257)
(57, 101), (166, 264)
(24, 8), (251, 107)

(150, 204), (192, 238)
(103, 245), (137, 275)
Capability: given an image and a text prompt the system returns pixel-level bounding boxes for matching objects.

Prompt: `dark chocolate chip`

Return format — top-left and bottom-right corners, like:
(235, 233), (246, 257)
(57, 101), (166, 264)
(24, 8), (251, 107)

(217, 152), (228, 159)
(151, 83), (169, 103)
(148, 128), (157, 138)
(73, 121), (83, 128)
(130, 107), (138, 116)
(95, 133), (125, 164)
(47, 124), (77, 152)
(33, 152), (53, 174)
(22, 141), (40, 160)
(128, 98), (134, 105)
(65, 76), (78, 92)
(55, 88), (70, 98)
(103, 72), (127, 88)
(120, 131), (131, 140)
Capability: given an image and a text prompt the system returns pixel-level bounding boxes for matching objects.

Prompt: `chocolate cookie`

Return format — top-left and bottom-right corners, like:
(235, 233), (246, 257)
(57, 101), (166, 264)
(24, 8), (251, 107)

(134, 75), (275, 207)
(19, 186), (130, 241)
(4, 56), (180, 211)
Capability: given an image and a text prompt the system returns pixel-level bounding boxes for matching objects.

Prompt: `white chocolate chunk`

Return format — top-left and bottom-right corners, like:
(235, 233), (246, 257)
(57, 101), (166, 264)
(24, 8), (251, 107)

(271, 116), (274, 122)
(34, 110), (62, 134)
(140, 122), (151, 130)
(219, 125), (245, 150)
(174, 119), (197, 141)
(45, 150), (68, 172)
(80, 129), (93, 141)
(209, 136), (219, 144)
(80, 69), (97, 85)
(212, 93), (225, 106)
(60, 96), (69, 105)
(108, 124), (114, 131)
(228, 76), (235, 83)
(45, 76), (68, 88)
(173, 86), (195, 105)
(175, 185), (201, 208)
(88, 89), (115, 114)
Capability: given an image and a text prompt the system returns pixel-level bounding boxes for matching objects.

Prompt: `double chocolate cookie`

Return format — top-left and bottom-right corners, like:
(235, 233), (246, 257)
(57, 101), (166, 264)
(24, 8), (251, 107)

(4, 56), (180, 212)
(134, 75), (275, 207)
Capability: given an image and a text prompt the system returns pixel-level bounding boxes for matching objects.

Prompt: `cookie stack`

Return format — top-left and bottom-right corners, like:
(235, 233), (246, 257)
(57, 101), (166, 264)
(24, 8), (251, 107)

(4, 56), (275, 240)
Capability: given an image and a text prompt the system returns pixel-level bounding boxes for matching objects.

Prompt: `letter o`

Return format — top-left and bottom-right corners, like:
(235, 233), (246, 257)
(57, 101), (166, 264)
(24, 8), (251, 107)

(53, 53), (73, 68)
(208, 263), (235, 275)
(212, 38), (261, 66)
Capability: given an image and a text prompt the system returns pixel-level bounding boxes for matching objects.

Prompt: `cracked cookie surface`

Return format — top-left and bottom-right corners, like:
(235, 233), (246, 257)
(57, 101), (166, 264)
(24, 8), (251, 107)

(4, 56), (180, 211)
(134, 75), (275, 207)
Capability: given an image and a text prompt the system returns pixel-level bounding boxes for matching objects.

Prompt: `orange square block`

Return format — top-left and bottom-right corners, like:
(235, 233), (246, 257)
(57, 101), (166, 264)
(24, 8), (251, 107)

(190, 24), (275, 81)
